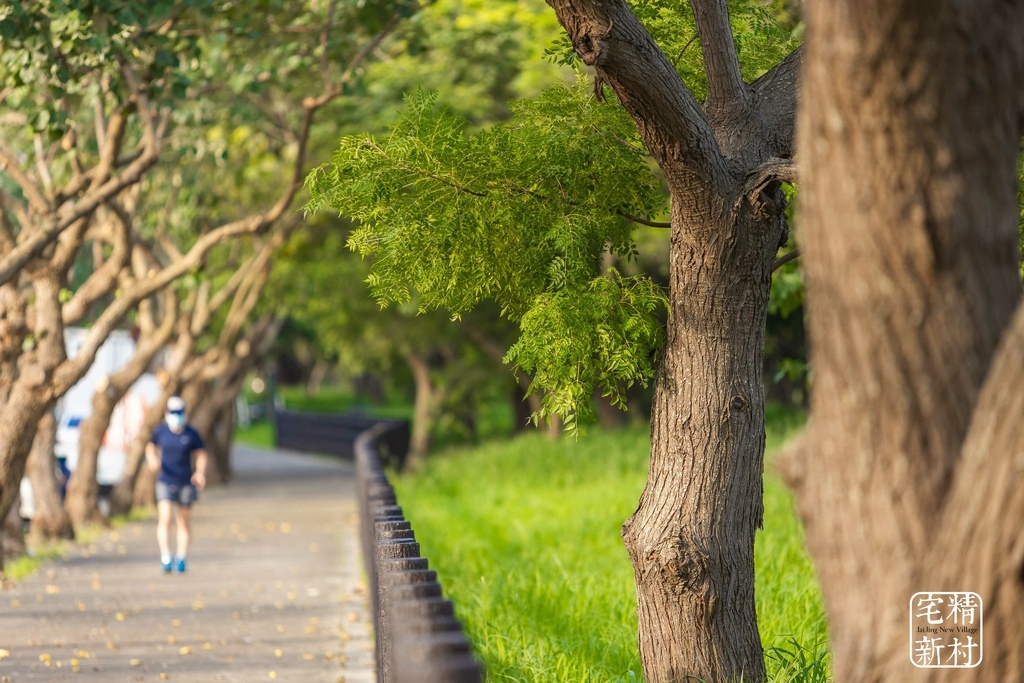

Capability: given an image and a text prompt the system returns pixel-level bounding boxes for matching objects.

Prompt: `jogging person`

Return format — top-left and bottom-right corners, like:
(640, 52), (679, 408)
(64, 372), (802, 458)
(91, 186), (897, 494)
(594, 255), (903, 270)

(145, 396), (208, 573)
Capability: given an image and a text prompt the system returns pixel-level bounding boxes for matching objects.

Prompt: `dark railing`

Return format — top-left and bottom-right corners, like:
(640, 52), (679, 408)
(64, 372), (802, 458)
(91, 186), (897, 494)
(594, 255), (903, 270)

(273, 408), (409, 469)
(356, 423), (483, 683)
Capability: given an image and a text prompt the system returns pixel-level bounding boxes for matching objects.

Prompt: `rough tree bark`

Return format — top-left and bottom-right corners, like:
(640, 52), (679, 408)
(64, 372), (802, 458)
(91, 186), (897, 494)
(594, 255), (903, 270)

(544, 1), (799, 680)
(783, 1), (1024, 681)
(25, 412), (74, 544)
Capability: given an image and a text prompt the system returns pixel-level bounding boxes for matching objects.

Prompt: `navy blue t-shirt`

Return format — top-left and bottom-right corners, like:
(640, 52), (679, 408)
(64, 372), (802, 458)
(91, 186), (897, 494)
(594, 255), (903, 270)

(150, 424), (204, 486)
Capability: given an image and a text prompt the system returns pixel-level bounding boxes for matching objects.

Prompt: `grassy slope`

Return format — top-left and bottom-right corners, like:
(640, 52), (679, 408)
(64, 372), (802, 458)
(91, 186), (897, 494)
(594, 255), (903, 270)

(393, 406), (829, 683)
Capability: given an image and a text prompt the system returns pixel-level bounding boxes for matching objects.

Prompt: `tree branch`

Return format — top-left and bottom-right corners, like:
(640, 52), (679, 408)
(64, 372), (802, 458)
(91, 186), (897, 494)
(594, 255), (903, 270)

(320, 0), (338, 90)
(0, 142), (50, 214)
(86, 109), (127, 191)
(751, 44), (802, 158)
(52, 212), (271, 395)
(742, 157), (797, 199)
(62, 204), (132, 324)
(617, 210), (671, 228)
(33, 134), (54, 195)
(691, 0), (747, 114)
(545, 0), (728, 191)
(0, 101), (162, 287)
(772, 247), (800, 271)
(0, 191), (17, 255)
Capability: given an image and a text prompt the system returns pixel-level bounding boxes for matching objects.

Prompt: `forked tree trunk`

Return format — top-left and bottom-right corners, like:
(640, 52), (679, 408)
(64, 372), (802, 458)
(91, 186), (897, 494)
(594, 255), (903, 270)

(543, 0), (798, 679)
(26, 412), (74, 544)
(786, 1), (1024, 681)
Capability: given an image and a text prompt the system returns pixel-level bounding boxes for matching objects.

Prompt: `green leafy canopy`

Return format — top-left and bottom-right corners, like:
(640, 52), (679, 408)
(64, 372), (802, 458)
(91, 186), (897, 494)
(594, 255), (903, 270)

(306, 83), (670, 429)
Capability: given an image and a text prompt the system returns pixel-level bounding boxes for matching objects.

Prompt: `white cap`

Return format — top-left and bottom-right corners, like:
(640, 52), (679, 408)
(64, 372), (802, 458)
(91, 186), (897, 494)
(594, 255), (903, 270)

(166, 396), (186, 414)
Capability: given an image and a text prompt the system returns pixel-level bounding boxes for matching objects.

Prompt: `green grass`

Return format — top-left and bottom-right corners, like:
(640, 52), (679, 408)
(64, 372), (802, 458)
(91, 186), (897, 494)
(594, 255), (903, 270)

(2, 542), (66, 582)
(393, 405), (828, 683)
(234, 419), (276, 448)
(3, 509), (158, 584)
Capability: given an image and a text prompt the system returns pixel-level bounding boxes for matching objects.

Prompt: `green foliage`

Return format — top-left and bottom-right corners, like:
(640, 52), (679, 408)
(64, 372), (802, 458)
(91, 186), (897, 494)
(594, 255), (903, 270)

(546, 0), (799, 101)
(307, 84), (669, 427)
(0, 0), (210, 136)
(393, 408), (828, 682)
(2, 542), (66, 583)
(353, 0), (567, 125)
(509, 272), (665, 431)
(234, 419), (275, 449)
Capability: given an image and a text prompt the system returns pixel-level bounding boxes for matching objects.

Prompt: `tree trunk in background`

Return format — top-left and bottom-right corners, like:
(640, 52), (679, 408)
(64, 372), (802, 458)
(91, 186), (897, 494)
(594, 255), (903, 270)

(1, 493), (26, 571)
(406, 353), (436, 467)
(594, 390), (627, 430)
(543, 412), (562, 439)
(786, 1), (1024, 680)
(190, 386), (231, 485)
(510, 382), (535, 434)
(133, 462), (158, 512)
(66, 388), (118, 528)
(26, 412), (74, 544)
(188, 315), (282, 484)
(212, 403), (235, 473)
(109, 400), (167, 518)
(0, 382), (56, 537)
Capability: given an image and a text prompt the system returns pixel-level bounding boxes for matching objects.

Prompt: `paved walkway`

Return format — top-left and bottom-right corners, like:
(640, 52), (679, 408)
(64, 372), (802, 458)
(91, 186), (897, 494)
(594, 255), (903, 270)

(0, 446), (375, 682)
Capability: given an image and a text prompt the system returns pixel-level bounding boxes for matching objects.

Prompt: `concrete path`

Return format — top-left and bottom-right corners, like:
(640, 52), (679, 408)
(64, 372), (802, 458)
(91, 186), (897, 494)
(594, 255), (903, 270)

(0, 446), (375, 683)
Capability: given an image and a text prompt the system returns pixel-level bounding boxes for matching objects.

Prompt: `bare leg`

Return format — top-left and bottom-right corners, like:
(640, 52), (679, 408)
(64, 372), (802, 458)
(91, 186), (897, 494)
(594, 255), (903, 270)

(174, 505), (192, 559)
(156, 500), (173, 559)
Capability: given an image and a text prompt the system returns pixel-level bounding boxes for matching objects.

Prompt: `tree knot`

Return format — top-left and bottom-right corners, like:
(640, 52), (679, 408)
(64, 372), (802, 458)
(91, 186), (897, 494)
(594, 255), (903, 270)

(655, 536), (709, 596)
(572, 19), (612, 68)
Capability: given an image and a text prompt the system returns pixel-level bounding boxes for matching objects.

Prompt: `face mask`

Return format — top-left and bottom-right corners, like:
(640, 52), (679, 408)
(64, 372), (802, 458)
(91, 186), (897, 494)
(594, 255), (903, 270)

(166, 413), (186, 429)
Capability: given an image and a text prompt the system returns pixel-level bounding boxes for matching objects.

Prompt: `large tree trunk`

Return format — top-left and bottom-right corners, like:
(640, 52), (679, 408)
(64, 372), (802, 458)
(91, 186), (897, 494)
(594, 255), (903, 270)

(26, 412), (74, 544)
(622, 195), (782, 683)
(0, 383), (56, 532)
(786, 1), (1024, 681)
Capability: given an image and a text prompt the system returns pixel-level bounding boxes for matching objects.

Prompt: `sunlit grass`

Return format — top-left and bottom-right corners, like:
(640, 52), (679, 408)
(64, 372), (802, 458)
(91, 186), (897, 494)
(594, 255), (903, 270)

(234, 419), (276, 448)
(393, 404), (828, 682)
(2, 543), (66, 583)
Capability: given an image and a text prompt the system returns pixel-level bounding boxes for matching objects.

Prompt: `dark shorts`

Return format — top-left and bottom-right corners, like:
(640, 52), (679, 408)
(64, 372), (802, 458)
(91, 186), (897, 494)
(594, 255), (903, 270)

(156, 481), (198, 507)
